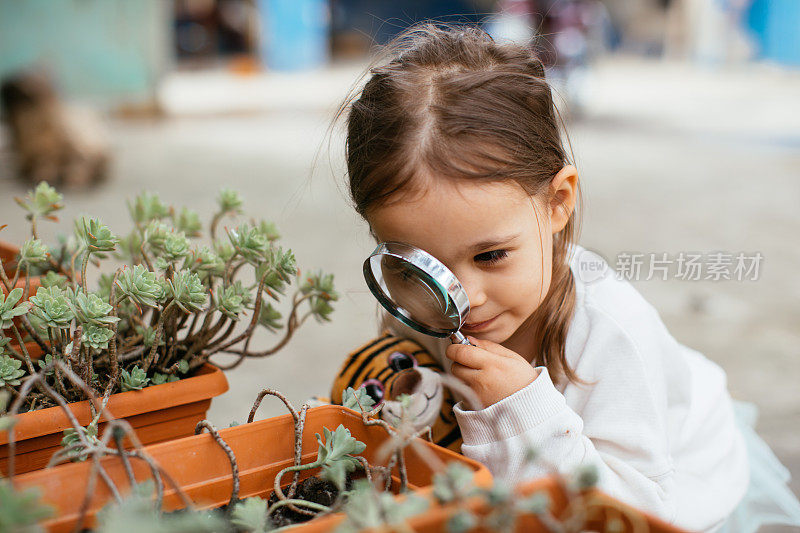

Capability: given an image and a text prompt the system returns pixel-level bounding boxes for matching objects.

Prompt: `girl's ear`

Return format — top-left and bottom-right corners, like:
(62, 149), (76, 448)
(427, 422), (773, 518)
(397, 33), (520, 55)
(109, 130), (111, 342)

(548, 165), (579, 234)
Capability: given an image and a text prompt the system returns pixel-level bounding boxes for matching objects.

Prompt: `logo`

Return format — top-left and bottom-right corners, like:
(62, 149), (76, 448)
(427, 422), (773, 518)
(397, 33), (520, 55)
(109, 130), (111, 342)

(575, 248), (611, 284)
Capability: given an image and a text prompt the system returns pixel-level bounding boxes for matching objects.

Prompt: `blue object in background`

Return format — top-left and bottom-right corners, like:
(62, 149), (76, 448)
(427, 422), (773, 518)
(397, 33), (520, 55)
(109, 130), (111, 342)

(0, 0), (169, 104)
(258, 0), (329, 71)
(746, 0), (800, 67)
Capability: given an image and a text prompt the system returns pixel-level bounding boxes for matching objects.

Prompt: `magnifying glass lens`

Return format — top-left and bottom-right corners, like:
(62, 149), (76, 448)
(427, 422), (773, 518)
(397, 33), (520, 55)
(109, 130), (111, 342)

(370, 254), (461, 332)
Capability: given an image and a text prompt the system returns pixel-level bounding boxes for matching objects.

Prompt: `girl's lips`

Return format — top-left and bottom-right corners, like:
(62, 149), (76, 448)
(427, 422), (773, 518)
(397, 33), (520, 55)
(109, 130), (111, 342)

(462, 314), (499, 332)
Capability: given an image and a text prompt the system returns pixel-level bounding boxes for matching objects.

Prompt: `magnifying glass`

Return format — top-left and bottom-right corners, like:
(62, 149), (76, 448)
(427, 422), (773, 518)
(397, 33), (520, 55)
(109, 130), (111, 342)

(363, 242), (472, 345)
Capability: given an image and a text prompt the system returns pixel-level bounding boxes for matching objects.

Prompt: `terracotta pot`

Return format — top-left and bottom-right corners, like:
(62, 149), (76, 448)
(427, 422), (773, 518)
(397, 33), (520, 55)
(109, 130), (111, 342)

(14, 404), (492, 532)
(1, 363), (228, 476)
(389, 476), (688, 533)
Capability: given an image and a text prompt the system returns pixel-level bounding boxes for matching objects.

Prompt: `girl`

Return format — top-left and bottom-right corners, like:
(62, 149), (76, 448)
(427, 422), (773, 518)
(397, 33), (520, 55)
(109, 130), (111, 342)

(337, 23), (800, 532)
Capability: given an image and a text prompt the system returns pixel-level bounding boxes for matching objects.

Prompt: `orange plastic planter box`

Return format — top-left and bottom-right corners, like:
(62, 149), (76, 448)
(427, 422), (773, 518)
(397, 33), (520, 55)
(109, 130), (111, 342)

(1, 363), (228, 475)
(396, 476), (689, 533)
(14, 405), (492, 532)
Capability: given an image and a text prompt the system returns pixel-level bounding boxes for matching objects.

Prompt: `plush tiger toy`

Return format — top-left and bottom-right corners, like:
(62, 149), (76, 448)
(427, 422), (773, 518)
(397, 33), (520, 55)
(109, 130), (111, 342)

(330, 331), (462, 453)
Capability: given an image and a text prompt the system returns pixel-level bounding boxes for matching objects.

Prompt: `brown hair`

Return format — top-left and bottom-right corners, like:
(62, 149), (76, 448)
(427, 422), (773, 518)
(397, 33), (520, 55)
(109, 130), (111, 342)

(341, 23), (585, 385)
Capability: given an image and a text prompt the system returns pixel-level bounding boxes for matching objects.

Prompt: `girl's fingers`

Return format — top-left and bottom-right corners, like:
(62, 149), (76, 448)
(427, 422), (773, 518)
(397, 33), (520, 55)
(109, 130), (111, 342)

(445, 343), (489, 370)
(449, 361), (480, 381)
(466, 336), (526, 360)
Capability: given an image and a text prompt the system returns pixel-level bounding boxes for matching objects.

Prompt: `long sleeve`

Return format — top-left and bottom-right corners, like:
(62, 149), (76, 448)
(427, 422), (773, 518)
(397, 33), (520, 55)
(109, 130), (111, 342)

(453, 304), (679, 523)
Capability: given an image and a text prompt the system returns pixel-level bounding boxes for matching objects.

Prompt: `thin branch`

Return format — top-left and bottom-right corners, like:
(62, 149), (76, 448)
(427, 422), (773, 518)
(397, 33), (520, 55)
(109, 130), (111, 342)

(195, 420), (239, 506)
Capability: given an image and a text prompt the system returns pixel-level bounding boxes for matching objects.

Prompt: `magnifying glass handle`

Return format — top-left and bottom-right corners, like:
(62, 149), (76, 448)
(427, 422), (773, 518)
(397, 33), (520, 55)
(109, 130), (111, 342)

(450, 331), (473, 345)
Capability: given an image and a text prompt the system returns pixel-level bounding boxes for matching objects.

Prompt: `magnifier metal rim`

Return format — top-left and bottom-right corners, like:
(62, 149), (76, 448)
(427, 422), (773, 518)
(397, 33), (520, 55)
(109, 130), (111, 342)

(363, 241), (470, 337)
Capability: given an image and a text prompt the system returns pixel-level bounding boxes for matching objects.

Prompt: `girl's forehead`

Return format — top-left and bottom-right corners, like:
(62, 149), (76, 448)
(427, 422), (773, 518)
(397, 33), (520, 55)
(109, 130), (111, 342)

(367, 179), (544, 257)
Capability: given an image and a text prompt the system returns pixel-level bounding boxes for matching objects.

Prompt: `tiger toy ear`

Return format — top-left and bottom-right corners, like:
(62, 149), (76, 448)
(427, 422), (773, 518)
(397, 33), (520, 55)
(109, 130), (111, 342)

(331, 331), (463, 452)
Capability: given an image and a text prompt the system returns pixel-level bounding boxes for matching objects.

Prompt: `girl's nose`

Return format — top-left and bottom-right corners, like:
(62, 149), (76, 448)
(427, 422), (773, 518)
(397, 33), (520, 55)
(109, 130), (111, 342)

(455, 270), (488, 309)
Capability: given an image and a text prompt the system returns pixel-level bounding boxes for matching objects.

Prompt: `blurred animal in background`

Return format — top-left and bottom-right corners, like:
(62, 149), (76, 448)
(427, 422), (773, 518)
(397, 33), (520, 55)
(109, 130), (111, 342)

(331, 332), (463, 453)
(0, 71), (110, 188)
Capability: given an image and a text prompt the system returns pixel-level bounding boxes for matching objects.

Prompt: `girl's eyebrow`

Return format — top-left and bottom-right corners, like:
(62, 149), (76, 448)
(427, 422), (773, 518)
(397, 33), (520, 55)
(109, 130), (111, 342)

(469, 233), (520, 251)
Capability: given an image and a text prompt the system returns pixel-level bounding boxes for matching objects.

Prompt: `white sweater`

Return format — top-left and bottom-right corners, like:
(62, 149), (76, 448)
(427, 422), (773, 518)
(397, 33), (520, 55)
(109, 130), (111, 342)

(386, 245), (749, 532)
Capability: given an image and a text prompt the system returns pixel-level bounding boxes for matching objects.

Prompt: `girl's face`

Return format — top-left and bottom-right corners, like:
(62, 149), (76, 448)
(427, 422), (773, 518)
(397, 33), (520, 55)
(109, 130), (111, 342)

(367, 177), (555, 353)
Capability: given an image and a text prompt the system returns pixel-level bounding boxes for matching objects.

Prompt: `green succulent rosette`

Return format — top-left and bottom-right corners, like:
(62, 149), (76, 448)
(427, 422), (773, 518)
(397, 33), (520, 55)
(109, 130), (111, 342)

(29, 286), (74, 328)
(165, 271), (206, 313)
(115, 265), (165, 309)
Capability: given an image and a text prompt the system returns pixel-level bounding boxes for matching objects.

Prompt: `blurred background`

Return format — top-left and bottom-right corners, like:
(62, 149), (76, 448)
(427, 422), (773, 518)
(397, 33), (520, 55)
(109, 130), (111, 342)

(0, 0), (798, 526)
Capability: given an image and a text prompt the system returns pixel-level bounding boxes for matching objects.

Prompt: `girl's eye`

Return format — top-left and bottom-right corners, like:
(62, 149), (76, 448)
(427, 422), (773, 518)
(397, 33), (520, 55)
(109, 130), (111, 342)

(474, 250), (508, 265)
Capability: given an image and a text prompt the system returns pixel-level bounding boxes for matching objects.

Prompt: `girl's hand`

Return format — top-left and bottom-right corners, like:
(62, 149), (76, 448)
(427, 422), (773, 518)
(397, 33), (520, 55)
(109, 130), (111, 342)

(445, 336), (540, 409)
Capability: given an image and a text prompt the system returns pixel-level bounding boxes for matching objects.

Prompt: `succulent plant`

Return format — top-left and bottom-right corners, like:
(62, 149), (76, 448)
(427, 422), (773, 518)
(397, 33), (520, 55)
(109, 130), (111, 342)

(214, 285), (246, 320)
(0, 288), (30, 329)
(143, 220), (171, 249)
(0, 479), (53, 531)
(40, 271), (68, 289)
(115, 265), (165, 308)
(14, 181), (63, 218)
(70, 291), (119, 326)
(2, 182), (337, 412)
(190, 246), (225, 280)
(18, 238), (49, 267)
(301, 271), (339, 322)
(151, 372), (179, 385)
(82, 324), (115, 350)
(160, 231), (191, 264)
(257, 301), (282, 331)
(227, 223), (270, 264)
(231, 497), (270, 533)
(78, 217), (118, 253)
(256, 220), (280, 241)
(37, 354), (56, 375)
(127, 191), (169, 226)
(120, 366), (149, 392)
(0, 355), (25, 387)
(173, 207), (202, 237)
(60, 421), (100, 462)
(135, 325), (164, 348)
(29, 286), (74, 328)
(165, 271), (206, 313)
(217, 188), (243, 215)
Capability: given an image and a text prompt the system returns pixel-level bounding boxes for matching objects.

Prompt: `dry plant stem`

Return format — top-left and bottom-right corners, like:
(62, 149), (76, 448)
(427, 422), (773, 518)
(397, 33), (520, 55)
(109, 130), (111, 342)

(9, 260), (22, 291)
(355, 456), (374, 486)
(266, 498), (331, 519)
(142, 301), (175, 372)
(69, 247), (81, 290)
(18, 315), (50, 355)
(202, 319), (237, 353)
(23, 264), (30, 299)
(106, 268), (123, 390)
(139, 242), (154, 271)
(247, 388), (299, 424)
(289, 404), (309, 499)
(94, 455), (123, 504)
(0, 257), (13, 291)
(74, 454), (101, 533)
(205, 272), (268, 354)
(213, 292), (314, 370)
(108, 418), (192, 510)
(195, 420), (240, 506)
(248, 390), (316, 516)
(182, 309), (222, 360)
(80, 251), (90, 293)
(113, 429), (136, 488)
(9, 324), (36, 374)
(6, 372), (87, 478)
(209, 212), (223, 240)
(383, 454), (398, 492)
